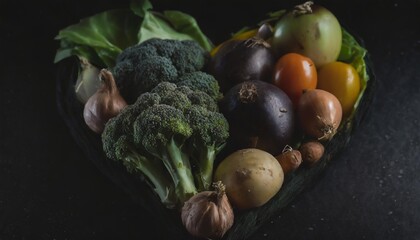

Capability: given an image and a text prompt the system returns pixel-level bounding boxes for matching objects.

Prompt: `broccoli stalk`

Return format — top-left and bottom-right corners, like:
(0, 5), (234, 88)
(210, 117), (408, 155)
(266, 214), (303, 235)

(160, 138), (197, 203)
(192, 142), (219, 191)
(134, 104), (198, 204)
(186, 106), (229, 191)
(116, 137), (176, 208)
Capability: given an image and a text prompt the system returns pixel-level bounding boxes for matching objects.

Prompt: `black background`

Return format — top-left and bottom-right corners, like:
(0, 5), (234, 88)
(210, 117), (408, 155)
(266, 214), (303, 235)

(1, 0), (420, 239)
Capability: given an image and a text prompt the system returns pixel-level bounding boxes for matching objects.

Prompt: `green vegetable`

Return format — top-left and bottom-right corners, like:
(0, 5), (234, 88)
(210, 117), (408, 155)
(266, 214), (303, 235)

(102, 82), (229, 208)
(54, 0), (213, 68)
(137, 10), (213, 51)
(177, 72), (223, 101)
(337, 28), (369, 119)
(54, 9), (140, 67)
(271, 2), (342, 67)
(185, 105), (229, 190)
(112, 38), (213, 103)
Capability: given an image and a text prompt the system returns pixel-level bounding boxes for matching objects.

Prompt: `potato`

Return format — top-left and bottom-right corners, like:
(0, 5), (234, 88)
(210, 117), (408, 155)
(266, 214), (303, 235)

(214, 148), (284, 210)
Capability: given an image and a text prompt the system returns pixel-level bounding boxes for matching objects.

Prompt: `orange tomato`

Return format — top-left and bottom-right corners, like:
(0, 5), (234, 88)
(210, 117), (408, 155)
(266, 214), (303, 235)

(317, 61), (361, 117)
(272, 53), (317, 106)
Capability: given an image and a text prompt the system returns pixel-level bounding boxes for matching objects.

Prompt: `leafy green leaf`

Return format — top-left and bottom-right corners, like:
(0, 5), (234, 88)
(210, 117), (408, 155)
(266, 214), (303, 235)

(130, 0), (153, 18)
(54, 9), (141, 67)
(54, 0), (214, 67)
(338, 28), (369, 117)
(137, 11), (192, 43)
(162, 10), (213, 51)
(137, 11), (213, 51)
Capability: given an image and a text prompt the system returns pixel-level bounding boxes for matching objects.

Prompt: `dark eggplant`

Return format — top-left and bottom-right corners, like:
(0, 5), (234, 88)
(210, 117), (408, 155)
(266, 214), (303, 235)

(220, 80), (295, 156)
(209, 36), (276, 93)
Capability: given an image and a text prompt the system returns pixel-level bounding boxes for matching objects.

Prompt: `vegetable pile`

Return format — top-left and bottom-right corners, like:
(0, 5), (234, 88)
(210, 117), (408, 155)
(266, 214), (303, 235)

(55, 0), (370, 239)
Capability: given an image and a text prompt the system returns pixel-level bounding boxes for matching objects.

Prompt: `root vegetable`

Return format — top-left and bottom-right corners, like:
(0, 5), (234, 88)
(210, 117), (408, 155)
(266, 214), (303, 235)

(275, 145), (302, 174)
(299, 141), (325, 167)
(297, 89), (342, 141)
(214, 148), (284, 210)
(209, 28), (276, 93)
(220, 80), (295, 156)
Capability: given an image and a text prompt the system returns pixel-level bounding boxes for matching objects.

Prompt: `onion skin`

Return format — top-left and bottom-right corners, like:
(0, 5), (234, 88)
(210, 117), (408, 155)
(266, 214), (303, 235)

(181, 181), (234, 239)
(297, 89), (342, 141)
(83, 69), (127, 133)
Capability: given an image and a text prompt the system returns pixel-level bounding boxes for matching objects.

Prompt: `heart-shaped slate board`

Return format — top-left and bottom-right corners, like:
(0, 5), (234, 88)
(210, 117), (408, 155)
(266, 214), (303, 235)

(55, 5), (376, 240)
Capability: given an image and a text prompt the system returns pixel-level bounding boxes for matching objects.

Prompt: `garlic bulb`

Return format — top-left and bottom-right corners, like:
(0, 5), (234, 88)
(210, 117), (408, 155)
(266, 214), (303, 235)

(74, 57), (100, 103)
(181, 181), (234, 239)
(83, 69), (127, 133)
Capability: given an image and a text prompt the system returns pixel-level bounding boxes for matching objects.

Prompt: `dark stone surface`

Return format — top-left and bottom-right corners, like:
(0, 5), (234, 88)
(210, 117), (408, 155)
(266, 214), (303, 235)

(0, 0), (419, 239)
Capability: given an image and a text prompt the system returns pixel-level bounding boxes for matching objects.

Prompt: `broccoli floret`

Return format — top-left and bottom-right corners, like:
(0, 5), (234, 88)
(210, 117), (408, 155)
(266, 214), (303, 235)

(118, 93), (160, 134)
(135, 56), (179, 88)
(102, 82), (228, 208)
(112, 38), (214, 103)
(102, 111), (176, 208)
(139, 39), (207, 73)
(177, 71), (222, 101)
(102, 115), (126, 161)
(115, 43), (158, 64)
(170, 40), (208, 74)
(187, 90), (219, 112)
(185, 106), (229, 191)
(133, 104), (196, 203)
(151, 82), (192, 112)
(150, 81), (178, 96)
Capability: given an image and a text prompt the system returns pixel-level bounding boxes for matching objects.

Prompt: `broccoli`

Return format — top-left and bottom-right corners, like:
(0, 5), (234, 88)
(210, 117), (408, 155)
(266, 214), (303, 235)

(177, 71), (223, 101)
(185, 105), (229, 190)
(102, 82), (229, 208)
(112, 38), (212, 103)
(102, 108), (177, 208)
(186, 90), (219, 112)
(134, 104), (196, 203)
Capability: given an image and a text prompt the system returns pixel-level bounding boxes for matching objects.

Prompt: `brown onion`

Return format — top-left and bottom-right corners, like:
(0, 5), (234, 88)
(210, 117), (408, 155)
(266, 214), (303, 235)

(181, 181), (234, 239)
(83, 69), (127, 133)
(297, 89), (342, 140)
